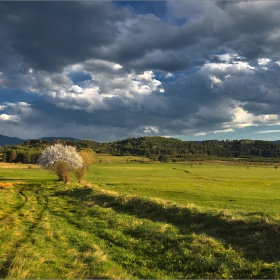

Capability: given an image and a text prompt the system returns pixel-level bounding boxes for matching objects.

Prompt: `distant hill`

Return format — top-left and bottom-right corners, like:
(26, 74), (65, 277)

(0, 134), (80, 147)
(101, 136), (280, 161)
(2, 134), (280, 161)
(39, 137), (80, 142)
(0, 134), (25, 146)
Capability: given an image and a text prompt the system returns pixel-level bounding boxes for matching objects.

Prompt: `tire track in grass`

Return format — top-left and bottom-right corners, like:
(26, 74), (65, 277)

(56, 187), (280, 273)
(0, 186), (49, 278)
(0, 189), (28, 222)
(30, 193), (133, 279)
(53, 196), (182, 279)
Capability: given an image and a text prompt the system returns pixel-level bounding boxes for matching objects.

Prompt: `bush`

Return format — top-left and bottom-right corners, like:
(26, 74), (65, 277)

(75, 150), (93, 183)
(75, 167), (87, 183)
(39, 144), (83, 183)
(54, 161), (71, 184)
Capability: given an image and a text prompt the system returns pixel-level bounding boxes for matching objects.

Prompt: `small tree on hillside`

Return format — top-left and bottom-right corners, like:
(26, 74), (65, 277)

(39, 144), (83, 183)
(75, 150), (93, 183)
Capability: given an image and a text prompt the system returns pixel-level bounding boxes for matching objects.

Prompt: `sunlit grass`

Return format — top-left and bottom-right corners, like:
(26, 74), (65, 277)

(0, 160), (279, 278)
(85, 162), (280, 216)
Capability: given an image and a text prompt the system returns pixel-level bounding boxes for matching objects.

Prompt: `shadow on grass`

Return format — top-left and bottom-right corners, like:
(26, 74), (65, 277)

(172, 167), (190, 173)
(54, 187), (280, 264)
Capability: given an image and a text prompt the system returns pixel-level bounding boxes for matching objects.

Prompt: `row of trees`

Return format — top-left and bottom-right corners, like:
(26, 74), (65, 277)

(0, 139), (100, 164)
(0, 141), (94, 184)
(22, 139), (101, 151)
(2, 136), (280, 164)
(104, 137), (280, 161)
(0, 146), (42, 163)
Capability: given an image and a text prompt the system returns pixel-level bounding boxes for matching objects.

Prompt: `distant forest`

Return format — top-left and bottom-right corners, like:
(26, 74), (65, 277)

(2, 136), (280, 164)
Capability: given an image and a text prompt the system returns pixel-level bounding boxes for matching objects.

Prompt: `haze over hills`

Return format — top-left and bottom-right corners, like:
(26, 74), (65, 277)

(39, 137), (80, 142)
(0, 135), (25, 146)
(1, 134), (280, 147)
(0, 134), (80, 147)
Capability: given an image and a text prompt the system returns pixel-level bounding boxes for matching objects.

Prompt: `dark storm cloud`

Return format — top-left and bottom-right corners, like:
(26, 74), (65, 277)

(29, 100), (166, 132)
(127, 50), (191, 72)
(164, 1), (280, 63)
(0, 1), (210, 75)
(2, 1), (280, 75)
(82, 60), (129, 76)
(1, 1), (280, 141)
(24, 69), (234, 138)
(215, 1), (280, 61)
(242, 102), (280, 116)
(217, 62), (280, 106)
(0, 1), (126, 73)
(159, 71), (236, 132)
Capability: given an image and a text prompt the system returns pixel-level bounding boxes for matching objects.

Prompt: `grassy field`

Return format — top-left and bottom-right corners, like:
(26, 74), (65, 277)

(0, 160), (280, 278)
(86, 161), (280, 215)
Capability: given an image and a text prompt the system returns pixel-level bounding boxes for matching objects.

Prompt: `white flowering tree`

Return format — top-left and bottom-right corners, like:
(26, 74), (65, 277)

(39, 144), (83, 183)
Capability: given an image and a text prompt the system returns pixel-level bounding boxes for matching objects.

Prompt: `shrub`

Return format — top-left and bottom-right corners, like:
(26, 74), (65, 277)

(75, 150), (93, 183)
(54, 161), (71, 184)
(39, 144), (83, 183)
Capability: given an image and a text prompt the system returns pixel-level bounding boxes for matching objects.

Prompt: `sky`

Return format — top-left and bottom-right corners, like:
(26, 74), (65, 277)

(1, 1), (280, 142)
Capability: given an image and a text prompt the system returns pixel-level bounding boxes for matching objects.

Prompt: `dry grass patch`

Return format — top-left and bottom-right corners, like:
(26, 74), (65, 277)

(0, 163), (25, 169)
(0, 163), (39, 169)
(0, 181), (25, 189)
(0, 182), (14, 189)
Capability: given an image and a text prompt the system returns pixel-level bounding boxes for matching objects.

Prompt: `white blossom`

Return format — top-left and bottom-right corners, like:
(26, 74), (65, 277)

(39, 144), (83, 170)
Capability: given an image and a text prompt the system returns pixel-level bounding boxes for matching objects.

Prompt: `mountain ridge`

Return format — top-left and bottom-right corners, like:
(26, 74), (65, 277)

(0, 134), (80, 147)
(0, 134), (25, 146)
(1, 134), (280, 147)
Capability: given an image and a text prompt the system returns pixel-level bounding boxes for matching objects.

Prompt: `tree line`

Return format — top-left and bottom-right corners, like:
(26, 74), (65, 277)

(104, 137), (280, 162)
(1, 136), (280, 164)
(0, 139), (100, 164)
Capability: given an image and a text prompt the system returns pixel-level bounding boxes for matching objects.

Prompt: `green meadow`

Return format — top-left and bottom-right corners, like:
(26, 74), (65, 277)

(0, 159), (280, 278)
